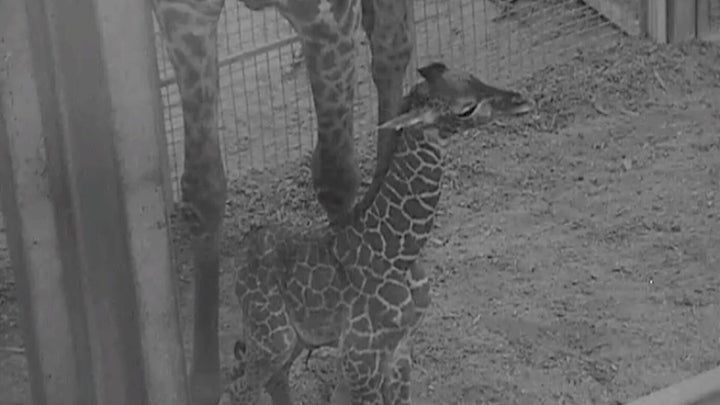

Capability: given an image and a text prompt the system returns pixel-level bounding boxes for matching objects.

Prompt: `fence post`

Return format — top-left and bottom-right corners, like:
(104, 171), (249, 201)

(0, 0), (188, 404)
(667, 0), (697, 42)
(644, 0), (669, 42)
(643, 0), (699, 43)
(696, 0), (713, 40)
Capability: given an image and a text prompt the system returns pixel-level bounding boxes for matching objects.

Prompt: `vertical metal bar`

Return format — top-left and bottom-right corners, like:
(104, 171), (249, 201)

(1, 2), (84, 403)
(647, 0), (669, 43)
(1, 0), (189, 403)
(667, 0), (698, 42)
(696, 0), (711, 39)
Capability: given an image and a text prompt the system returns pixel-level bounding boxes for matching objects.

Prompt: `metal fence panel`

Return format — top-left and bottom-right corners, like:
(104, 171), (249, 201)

(154, 0), (640, 200)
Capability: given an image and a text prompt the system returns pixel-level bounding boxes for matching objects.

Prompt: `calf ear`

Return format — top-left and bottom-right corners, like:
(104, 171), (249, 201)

(417, 62), (448, 83)
(377, 107), (439, 131)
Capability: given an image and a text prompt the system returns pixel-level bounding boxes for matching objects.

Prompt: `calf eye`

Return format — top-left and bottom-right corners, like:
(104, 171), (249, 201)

(456, 102), (478, 118)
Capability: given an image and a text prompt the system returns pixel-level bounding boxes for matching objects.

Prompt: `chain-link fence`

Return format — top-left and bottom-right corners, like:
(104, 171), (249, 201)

(154, 0), (641, 200)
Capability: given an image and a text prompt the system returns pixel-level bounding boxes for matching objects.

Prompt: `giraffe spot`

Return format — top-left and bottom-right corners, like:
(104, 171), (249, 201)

(248, 303), (270, 319)
(352, 316), (371, 334)
(372, 194), (389, 218)
(370, 254), (391, 275)
(252, 323), (272, 340)
(409, 176), (436, 195)
(342, 288), (356, 303)
(385, 172), (410, 196)
(380, 222), (400, 259)
(307, 246), (319, 266)
(304, 289), (324, 308)
(243, 274), (258, 290)
(421, 193), (440, 207)
(362, 275), (383, 295)
(310, 265), (333, 290)
(411, 220), (433, 235)
(418, 165), (442, 182)
(323, 287), (341, 306)
(351, 296), (368, 317)
(386, 205), (410, 233)
(342, 246), (358, 265)
(365, 231), (383, 252)
(416, 149), (441, 166)
(357, 245), (372, 265)
(403, 198), (432, 220)
(380, 176), (403, 204)
(345, 229), (362, 249)
(364, 212), (380, 229)
(317, 243), (330, 263)
(379, 280), (410, 306)
(394, 157), (416, 179)
(400, 233), (421, 256)
(295, 263), (312, 285)
(411, 282), (431, 309)
(393, 258), (414, 270)
(369, 330), (405, 355)
(350, 351), (379, 377)
(269, 325), (292, 349)
(245, 290), (265, 303)
(346, 265), (365, 290)
(367, 297), (388, 321)
(267, 295), (284, 313)
(334, 231), (351, 254)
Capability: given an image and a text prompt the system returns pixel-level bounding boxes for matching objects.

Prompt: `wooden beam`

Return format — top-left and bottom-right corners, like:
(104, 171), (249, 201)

(645, 0), (669, 43)
(0, 0), (188, 404)
(696, 0), (714, 40)
(667, 0), (697, 42)
(626, 366), (720, 405)
(640, 0), (649, 36)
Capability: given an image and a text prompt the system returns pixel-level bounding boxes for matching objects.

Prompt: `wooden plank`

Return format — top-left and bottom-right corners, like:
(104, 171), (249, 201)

(1, 0), (189, 403)
(0, 2), (83, 403)
(696, 0), (713, 39)
(92, 0), (189, 402)
(667, 0), (697, 42)
(626, 366), (720, 405)
(640, 0), (649, 36)
(583, 0), (642, 36)
(646, 0), (669, 43)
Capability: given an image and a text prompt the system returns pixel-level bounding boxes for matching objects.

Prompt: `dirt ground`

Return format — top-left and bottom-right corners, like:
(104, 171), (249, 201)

(2, 34), (720, 405)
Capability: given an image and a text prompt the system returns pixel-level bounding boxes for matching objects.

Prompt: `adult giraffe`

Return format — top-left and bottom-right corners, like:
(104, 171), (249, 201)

(150, 0), (414, 403)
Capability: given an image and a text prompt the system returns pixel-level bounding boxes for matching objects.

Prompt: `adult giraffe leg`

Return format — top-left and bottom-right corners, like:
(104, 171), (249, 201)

(153, 1), (227, 404)
(361, 0), (414, 184)
(243, 0), (363, 221)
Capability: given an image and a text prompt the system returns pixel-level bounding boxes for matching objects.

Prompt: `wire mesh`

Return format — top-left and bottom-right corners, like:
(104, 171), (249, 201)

(154, 0), (639, 201)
